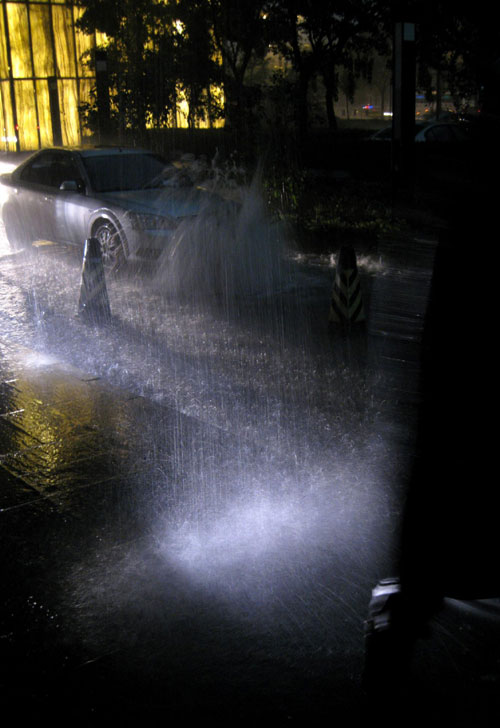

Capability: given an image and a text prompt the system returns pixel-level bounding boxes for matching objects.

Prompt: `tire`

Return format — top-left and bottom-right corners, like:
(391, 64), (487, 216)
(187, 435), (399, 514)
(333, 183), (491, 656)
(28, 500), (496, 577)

(92, 220), (126, 272)
(2, 204), (30, 251)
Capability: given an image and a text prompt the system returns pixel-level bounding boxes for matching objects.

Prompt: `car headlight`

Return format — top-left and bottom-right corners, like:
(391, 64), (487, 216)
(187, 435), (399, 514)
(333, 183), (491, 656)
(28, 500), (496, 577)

(127, 211), (178, 231)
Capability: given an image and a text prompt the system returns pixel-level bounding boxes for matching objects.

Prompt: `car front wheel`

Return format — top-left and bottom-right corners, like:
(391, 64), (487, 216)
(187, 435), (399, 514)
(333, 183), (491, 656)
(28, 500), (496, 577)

(92, 220), (126, 272)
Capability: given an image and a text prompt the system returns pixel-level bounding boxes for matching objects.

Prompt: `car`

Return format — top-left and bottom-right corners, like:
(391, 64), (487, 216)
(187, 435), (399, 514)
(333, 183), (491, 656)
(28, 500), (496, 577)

(369, 120), (470, 143)
(414, 120), (470, 142)
(368, 121), (427, 142)
(0, 146), (220, 270)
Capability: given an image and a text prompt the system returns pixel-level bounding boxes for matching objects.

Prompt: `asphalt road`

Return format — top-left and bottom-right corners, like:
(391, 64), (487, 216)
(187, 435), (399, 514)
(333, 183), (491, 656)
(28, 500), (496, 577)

(1, 171), (499, 726)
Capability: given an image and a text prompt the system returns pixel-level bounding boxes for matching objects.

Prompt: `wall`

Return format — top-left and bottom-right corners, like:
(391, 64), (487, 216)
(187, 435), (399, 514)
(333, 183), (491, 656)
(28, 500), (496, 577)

(0, 0), (99, 151)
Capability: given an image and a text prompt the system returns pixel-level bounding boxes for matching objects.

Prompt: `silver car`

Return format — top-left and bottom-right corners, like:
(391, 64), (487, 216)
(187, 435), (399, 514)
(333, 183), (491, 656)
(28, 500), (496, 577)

(0, 146), (218, 270)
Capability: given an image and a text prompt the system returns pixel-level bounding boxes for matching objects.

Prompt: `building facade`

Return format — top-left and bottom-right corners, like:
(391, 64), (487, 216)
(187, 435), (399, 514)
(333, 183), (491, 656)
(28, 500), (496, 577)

(1, 0), (102, 151)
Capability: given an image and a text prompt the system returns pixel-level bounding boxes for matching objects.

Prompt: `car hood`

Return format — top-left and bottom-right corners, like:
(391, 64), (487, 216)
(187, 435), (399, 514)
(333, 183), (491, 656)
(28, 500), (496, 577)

(97, 187), (220, 218)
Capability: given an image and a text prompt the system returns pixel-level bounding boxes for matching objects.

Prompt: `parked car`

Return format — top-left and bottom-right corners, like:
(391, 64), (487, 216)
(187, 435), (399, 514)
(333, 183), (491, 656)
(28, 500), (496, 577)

(414, 121), (470, 142)
(369, 120), (470, 143)
(0, 146), (220, 270)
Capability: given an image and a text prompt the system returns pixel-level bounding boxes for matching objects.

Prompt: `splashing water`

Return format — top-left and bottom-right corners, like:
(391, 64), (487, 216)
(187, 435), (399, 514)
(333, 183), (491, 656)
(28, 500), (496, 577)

(153, 172), (293, 305)
(0, 158), (403, 638)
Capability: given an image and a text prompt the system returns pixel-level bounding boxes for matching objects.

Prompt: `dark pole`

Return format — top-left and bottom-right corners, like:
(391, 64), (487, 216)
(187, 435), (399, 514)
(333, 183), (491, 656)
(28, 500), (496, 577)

(48, 77), (63, 147)
(392, 16), (416, 196)
(95, 50), (112, 144)
(2, 1), (20, 153)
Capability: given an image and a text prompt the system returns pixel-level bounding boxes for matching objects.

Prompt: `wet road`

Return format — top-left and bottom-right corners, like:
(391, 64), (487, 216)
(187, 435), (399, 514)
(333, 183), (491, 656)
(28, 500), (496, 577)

(1, 169), (500, 725)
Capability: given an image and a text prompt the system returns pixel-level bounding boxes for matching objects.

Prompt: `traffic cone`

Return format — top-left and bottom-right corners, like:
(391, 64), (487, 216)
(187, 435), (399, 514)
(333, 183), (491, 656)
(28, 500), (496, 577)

(78, 237), (111, 323)
(329, 244), (365, 330)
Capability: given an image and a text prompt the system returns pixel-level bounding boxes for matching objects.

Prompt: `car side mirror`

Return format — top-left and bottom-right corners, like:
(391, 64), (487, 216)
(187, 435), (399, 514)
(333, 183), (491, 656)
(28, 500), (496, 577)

(60, 179), (84, 193)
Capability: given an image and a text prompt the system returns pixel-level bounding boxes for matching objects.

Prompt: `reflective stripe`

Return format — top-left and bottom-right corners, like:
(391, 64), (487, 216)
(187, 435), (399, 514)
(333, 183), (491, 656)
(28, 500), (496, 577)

(329, 265), (365, 325)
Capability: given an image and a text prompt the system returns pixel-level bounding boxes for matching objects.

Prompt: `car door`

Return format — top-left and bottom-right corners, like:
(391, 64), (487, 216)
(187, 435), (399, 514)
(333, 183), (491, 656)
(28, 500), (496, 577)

(49, 152), (90, 247)
(16, 150), (87, 245)
(14, 150), (60, 242)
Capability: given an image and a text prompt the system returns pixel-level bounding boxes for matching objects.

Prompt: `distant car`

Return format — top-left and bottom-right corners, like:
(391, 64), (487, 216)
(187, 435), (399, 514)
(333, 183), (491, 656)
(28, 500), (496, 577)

(0, 147), (221, 270)
(414, 121), (470, 142)
(369, 121), (470, 143)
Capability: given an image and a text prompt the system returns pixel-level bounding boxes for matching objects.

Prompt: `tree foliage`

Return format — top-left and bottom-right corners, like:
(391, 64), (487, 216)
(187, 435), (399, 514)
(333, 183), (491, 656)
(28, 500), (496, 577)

(76, 0), (176, 133)
(415, 1), (500, 115)
(76, 0), (223, 133)
(75, 0), (500, 139)
(260, 1), (389, 135)
(207, 0), (271, 132)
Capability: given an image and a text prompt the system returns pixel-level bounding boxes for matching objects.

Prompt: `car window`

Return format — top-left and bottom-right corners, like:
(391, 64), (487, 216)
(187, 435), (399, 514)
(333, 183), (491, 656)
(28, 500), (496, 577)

(19, 152), (55, 186)
(19, 152), (81, 189)
(81, 153), (170, 192)
(50, 157), (82, 188)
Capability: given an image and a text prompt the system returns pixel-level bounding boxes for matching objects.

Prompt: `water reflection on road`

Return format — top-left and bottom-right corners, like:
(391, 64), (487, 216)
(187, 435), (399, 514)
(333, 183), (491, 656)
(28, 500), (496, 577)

(0, 174), (434, 721)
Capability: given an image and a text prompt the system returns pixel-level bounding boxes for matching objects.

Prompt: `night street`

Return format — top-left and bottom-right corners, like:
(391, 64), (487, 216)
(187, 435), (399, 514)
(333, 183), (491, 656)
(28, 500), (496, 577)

(2, 156), (500, 725)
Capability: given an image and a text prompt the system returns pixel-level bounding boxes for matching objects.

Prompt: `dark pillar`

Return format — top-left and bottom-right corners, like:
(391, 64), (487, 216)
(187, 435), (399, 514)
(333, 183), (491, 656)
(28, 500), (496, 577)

(95, 50), (112, 144)
(48, 77), (63, 147)
(2, 0), (20, 153)
(392, 19), (416, 194)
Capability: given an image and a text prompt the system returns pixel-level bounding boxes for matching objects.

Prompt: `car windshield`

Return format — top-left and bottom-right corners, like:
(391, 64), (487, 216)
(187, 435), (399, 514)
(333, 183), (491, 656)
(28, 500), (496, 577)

(81, 152), (170, 192)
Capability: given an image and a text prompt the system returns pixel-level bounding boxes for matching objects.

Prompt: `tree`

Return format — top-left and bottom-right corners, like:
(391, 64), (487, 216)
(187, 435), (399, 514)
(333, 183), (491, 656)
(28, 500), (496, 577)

(267, 1), (389, 137)
(370, 51), (392, 117)
(266, 1), (318, 141)
(415, 2), (500, 117)
(205, 0), (271, 135)
(306, 1), (389, 130)
(76, 0), (225, 134)
(169, 2), (223, 128)
(76, 0), (178, 135)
